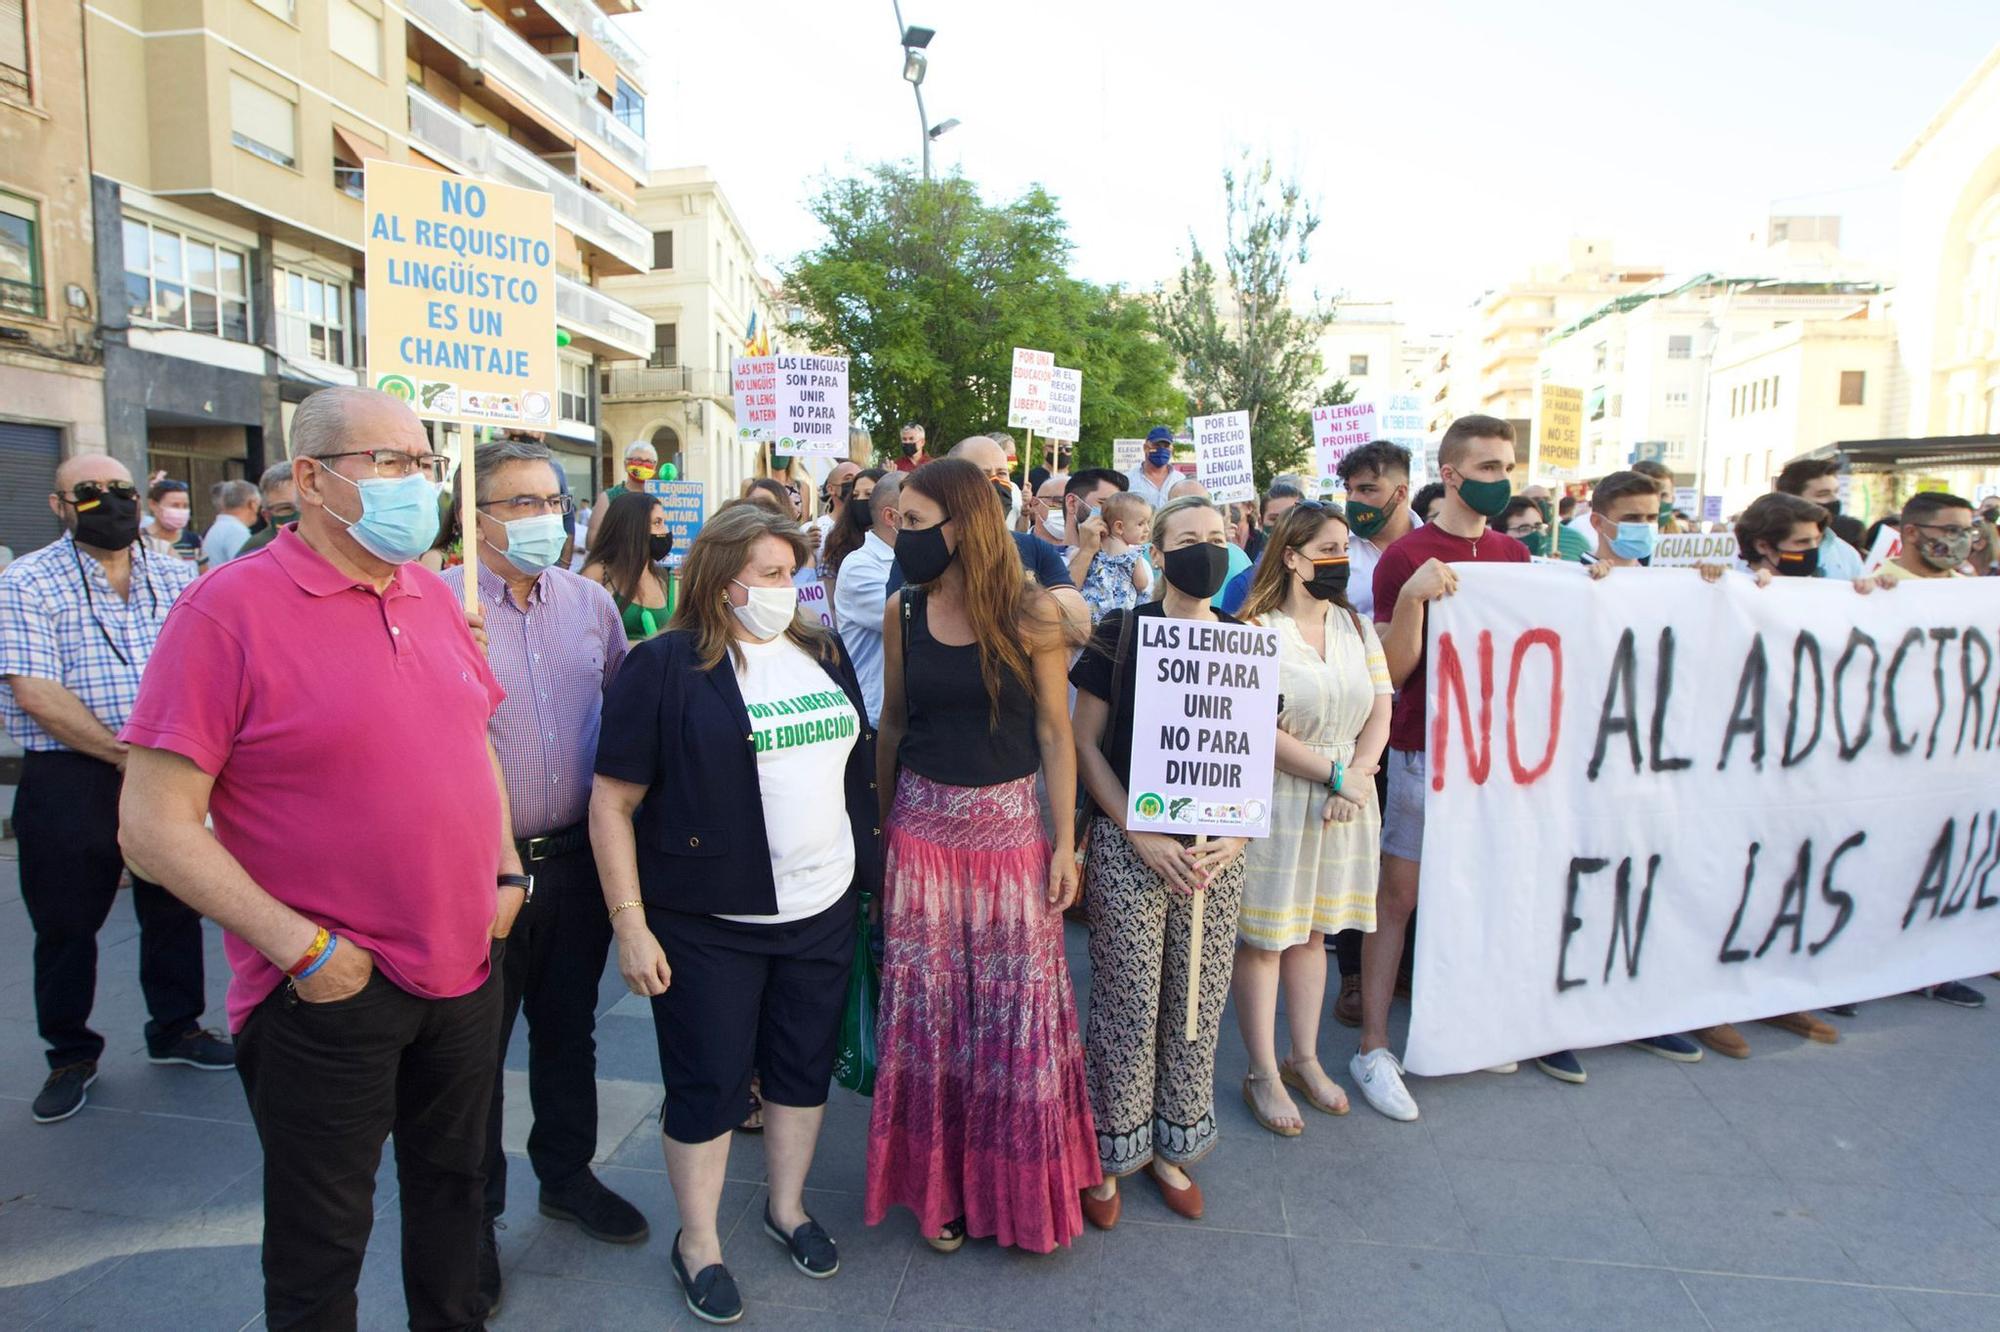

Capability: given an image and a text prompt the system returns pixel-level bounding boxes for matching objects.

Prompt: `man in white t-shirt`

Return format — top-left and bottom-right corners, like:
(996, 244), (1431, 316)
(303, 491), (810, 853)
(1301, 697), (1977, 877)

(1126, 427), (1180, 511)
(1335, 441), (1419, 620)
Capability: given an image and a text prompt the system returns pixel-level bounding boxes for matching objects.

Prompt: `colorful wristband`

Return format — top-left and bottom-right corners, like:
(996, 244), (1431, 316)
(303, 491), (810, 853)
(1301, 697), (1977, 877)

(286, 925), (330, 977)
(294, 933), (338, 980)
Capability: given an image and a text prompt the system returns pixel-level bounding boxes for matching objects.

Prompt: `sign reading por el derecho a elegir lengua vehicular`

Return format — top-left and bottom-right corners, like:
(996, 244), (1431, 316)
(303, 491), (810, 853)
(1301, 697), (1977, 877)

(1126, 616), (1281, 839)
(1405, 564), (2000, 1076)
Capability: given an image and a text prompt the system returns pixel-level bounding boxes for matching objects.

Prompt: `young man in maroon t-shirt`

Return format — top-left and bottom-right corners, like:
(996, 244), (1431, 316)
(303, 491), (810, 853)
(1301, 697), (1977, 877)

(1350, 415), (1529, 1122)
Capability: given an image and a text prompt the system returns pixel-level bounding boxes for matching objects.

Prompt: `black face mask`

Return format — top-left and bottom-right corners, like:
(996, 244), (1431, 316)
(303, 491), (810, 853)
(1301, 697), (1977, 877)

(70, 489), (142, 551)
(1163, 542), (1231, 599)
(1771, 546), (1819, 578)
(1822, 498), (1842, 519)
(894, 520), (955, 585)
(901, 439), (920, 458)
(991, 480), (1013, 513)
(1299, 556), (1351, 602)
(648, 532), (674, 562)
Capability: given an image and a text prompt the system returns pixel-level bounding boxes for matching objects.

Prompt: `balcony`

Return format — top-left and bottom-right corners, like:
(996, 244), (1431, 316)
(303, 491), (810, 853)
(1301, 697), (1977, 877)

(406, 87), (648, 274)
(403, 0), (647, 179)
(601, 360), (732, 401)
(536, 0), (649, 79)
(555, 274), (651, 359)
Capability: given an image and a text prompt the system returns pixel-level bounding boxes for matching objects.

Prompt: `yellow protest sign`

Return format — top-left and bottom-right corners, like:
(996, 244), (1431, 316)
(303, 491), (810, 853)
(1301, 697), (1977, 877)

(1537, 385), (1583, 473)
(363, 161), (556, 428)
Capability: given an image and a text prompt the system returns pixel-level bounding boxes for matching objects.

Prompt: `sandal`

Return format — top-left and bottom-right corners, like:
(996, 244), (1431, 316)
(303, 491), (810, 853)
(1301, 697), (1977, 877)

(1280, 1056), (1350, 1116)
(1242, 1072), (1303, 1137)
(925, 1216), (967, 1253)
(737, 1075), (764, 1134)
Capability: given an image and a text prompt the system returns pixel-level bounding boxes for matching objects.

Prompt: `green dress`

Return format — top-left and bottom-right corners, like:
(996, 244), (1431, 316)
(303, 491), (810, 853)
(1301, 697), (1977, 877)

(612, 566), (674, 641)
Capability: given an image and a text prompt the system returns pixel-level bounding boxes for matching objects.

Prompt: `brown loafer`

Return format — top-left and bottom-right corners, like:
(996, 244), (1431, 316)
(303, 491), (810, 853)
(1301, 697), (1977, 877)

(1146, 1162), (1203, 1220)
(1332, 974), (1362, 1028)
(1079, 1184), (1120, 1231)
(1693, 1023), (1750, 1059)
(1761, 1011), (1839, 1044)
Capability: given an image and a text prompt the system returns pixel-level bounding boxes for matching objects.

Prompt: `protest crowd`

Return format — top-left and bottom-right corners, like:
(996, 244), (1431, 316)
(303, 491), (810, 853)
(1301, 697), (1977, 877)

(5, 384), (1998, 1329)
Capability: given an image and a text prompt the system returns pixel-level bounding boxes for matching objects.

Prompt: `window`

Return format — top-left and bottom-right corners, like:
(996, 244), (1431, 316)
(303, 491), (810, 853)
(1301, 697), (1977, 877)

(613, 77), (644, 136)
(651, 229), (673, 270)
(249, 0), (295, 19)
(1, 0), (29, 99)
(651, 321), (677, 368)
(1667, 334), (1693, 360)
(229, 75), (297, 168)
(1665, 389), (1689, 407)
(1770, 377), (1779, 409)
(715, 328), (723, 369)
(1730, 386), (1739, 417)
(1593, 342), (1607, 373)
(277, 268), (347, 364)
(329, 0), (382, 76)
(0, 192), (41, 317)
(331, 130), (368, 200)
(559, 358), (592, 423)
(1839, 370), (1866, 405)
(123, 216), (251, 341)
(1348, 354), (1369, 377)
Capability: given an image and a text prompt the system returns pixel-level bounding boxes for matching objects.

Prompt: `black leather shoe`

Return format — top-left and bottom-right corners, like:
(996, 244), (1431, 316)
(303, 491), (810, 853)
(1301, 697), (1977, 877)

(670, 1230), (743, 1325)
(146, 1028), (235, 1070)
(538, 1171), (649, 1244)
(478, 1220), (502, 1317)
(763, 1204), (839, 1278)
(33, 1062), (98, 1124)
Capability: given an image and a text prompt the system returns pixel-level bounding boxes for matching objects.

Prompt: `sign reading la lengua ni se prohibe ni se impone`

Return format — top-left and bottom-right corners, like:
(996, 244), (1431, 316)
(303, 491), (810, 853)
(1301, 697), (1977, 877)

(364, 161), (557, 427)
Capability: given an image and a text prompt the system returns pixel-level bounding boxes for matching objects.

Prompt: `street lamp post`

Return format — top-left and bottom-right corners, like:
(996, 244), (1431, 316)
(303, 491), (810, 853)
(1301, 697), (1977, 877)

(891, 2), (956, 182)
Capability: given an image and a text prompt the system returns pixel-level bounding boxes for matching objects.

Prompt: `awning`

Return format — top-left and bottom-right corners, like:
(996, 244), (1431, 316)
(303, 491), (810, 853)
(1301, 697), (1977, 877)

(1809, 434), (2000, 470)
(332, 124), (389, 165)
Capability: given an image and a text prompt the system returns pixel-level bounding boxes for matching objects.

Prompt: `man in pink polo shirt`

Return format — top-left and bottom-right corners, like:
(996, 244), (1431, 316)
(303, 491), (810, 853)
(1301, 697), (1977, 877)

(118, 386), (528, 1331)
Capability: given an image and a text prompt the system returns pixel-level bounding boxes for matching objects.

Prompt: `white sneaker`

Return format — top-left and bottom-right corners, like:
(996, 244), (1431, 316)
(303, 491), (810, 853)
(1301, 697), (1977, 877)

(1349, 1048), (1420, 1122)
(1484, 1062), (1519, 1074)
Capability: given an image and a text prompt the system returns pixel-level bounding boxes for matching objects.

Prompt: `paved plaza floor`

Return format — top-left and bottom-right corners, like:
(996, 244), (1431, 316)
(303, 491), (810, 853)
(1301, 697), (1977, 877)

(1, 838), (1997, 1330)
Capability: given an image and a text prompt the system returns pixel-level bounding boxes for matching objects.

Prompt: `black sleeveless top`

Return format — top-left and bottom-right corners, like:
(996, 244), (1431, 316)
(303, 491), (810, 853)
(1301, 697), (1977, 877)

(898, 588), (1040, 787)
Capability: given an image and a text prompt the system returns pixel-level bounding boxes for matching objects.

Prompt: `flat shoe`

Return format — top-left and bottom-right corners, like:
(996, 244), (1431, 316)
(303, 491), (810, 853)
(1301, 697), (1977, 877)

(1079, 1184), (1120, 1231)
(1279, 1059), (1350, 1116)
(1761, 1011), (1838, 1044)
(1146, 1162), (1204, 1220)
(1693, 1023), (1750, 1059)
(1241, 1075), (1302, 1137)
(670, 1231), (743, 1325)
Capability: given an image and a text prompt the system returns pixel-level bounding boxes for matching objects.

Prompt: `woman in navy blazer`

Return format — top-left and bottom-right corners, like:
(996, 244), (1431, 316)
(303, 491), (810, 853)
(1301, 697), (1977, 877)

(591, 503), (880, 1325)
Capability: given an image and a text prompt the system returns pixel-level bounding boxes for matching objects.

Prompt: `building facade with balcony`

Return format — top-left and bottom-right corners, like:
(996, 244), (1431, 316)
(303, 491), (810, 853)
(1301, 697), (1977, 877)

(78, 0), (653, 519)
(2, 0), (106, 559)
(598, 167), (788, 513)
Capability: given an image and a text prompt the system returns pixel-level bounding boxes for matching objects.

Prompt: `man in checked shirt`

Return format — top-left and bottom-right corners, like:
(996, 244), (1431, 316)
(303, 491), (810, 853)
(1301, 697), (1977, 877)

(443, 438), (647, 1315)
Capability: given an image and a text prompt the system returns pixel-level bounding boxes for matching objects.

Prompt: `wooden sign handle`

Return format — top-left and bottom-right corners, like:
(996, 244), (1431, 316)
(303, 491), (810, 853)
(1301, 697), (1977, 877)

(458, 422), (479, 617)
(1184, 833), (1207, 1041)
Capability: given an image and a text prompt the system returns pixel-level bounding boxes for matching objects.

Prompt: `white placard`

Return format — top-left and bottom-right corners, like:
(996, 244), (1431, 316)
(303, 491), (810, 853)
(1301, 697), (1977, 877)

(1406, 565), (2000, 1076)
(1007, 347), (1055, 430)
(772, 355), (849, 457)
(1862, 524), (1902, 574)
(1703, 495), (1724, 523)
(1113, 438), (1145, 472)
(1673, 486), (1697, 516)
(1193, 410), (1255, 503)
(1311, 401), (1376, 481)
(1652, 532), (1741, 568)
(1125, 615), (1282, 838)
(732, 356), (778, 443)
(793, 565), (834, 630)
(1043, 367), (1082, 442)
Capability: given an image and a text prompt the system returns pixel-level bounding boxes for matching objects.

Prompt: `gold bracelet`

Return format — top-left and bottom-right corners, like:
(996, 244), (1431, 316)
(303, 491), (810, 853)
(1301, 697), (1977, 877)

(607, 899), (644, 922)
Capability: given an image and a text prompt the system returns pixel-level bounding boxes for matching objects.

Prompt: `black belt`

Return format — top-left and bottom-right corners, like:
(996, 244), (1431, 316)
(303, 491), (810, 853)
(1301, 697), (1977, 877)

(516, 821), (589, 863)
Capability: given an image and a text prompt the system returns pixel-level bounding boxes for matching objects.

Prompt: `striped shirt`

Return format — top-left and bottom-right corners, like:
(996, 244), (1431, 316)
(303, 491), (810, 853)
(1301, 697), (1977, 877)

(442, 559), (627, 837)
(0, 534), (198, 751)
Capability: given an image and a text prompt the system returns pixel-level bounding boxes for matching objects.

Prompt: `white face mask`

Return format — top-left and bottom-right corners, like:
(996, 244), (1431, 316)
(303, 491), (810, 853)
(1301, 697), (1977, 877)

(1043, 510), (1066, 543)
(731, 580), (797, 641)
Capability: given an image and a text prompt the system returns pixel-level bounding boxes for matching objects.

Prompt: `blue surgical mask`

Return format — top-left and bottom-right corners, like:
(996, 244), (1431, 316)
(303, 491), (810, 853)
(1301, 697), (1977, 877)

(1610, 521), (1658, 562)
(1146, 448), (1172, 467)
(490, 512), (566, 576)
(319, 465), (440, 565)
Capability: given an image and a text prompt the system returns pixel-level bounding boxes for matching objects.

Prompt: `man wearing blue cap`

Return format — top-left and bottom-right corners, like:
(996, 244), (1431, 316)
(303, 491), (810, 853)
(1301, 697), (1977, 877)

(1128, 426), (1180, 511)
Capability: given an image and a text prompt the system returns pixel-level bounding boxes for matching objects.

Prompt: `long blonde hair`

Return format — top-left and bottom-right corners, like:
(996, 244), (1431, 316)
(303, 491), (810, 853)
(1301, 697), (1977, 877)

(670, 503), (831, 671)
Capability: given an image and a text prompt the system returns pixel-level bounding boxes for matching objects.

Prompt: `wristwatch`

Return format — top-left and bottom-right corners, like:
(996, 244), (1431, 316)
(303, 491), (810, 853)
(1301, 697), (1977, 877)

(499, 873), (535, 906)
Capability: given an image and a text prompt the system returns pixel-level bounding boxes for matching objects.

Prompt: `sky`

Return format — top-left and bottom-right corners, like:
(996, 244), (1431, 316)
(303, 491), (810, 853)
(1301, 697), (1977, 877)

(628, 0), (1998, 334)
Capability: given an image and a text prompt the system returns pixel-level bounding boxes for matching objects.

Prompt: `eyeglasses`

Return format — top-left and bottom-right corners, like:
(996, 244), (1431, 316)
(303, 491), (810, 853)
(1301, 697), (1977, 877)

(61, 480), (140, 504)
(1509, 522), (1548, 536)
(479, 493), (576, 518)
(1909, 520), (1988, 551)
(316, 449), (452, 483)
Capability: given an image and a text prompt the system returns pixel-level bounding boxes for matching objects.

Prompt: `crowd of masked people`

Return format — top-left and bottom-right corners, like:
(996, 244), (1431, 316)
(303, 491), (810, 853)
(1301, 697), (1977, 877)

(2, 385), (1993, 1330)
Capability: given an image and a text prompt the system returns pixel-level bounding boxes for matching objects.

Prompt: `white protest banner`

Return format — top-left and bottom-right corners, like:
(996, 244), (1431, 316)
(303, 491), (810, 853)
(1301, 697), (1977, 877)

(773, 354), (849, 457)
(1043, 367), (1083, 441)
(793, 566), (835, 630)
(1113, 438), (1145, 472)
(1193, 410), (1255, 503)
(1311, 401), (1375, 481)
(1863, 524), (1902, 574)
(1652, 531), (1741, 568)
(732, 356), (778, 442)
(1405, 566), (2000, 1076)
(1674, 486), (1698, 516)
(1378, 393), (1425, 451)
(1125, 615), (1281, 838)
(1007, 347), (1055, 430)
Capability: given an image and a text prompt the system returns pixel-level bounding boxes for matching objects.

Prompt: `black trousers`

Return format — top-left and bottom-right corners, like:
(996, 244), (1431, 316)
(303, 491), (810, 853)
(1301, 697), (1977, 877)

(235, 959), (504, 1332)
(14, 749), (206, 1067)
(482, 843), (612, 1220)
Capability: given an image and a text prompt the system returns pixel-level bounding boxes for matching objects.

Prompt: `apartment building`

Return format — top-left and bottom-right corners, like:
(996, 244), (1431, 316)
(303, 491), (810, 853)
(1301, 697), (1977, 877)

(80, 0), (653, 516)
(1, 0), (103, 556)
(598, 166), (788, 508)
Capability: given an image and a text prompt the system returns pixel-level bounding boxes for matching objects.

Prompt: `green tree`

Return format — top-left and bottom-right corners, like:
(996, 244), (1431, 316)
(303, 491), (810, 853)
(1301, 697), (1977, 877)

(1156, 156), (1339, 490)
(782, 164), (1181, 469)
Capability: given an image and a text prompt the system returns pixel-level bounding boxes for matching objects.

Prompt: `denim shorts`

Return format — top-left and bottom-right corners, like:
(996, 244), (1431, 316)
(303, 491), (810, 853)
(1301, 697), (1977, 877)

(1380, 748), (1427, 862)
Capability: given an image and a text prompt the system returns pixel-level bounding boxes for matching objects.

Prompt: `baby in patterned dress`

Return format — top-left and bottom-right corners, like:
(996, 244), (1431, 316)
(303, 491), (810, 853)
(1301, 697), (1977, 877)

(1079, 492), (1153, 624)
